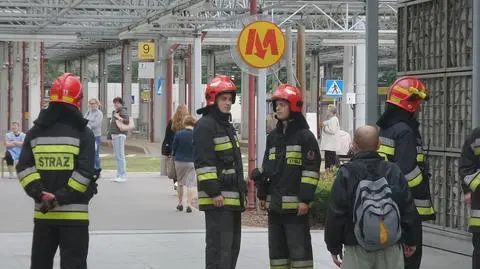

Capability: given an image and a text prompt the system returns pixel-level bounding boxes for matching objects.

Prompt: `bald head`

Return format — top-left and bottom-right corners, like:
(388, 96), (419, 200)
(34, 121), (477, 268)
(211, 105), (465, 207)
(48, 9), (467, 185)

(353, 125), (380, 152)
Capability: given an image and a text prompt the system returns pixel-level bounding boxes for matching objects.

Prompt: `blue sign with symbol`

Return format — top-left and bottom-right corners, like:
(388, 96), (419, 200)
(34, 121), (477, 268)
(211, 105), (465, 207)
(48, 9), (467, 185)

(156, 79), (163, 96)
(325, 80), (344, 98)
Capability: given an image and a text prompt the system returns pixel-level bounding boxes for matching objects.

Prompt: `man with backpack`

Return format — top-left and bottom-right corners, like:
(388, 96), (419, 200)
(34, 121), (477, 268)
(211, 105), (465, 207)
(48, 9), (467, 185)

(325, 125), (421, 269)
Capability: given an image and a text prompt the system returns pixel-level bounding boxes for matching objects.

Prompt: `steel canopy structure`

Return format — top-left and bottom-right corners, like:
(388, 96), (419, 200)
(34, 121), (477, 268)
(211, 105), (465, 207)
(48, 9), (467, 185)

(0, 0), (398, 64)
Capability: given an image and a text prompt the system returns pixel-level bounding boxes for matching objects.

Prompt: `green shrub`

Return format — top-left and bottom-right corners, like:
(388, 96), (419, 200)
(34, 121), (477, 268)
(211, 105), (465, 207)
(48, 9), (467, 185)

(310, 168), (337, 226)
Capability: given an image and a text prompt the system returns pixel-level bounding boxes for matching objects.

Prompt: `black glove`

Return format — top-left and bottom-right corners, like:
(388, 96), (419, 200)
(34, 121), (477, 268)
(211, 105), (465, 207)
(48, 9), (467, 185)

(39, 199), (58, 214)
(251, 168), (265, 183)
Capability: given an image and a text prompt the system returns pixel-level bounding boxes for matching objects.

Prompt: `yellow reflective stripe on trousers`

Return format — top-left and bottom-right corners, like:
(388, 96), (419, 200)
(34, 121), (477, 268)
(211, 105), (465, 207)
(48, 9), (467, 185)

(405, 166), (423, 187)
(414, 199), (435, 216)
(463, 170), (480, 192)
(470, 210), (480, 226)
(34, 211), (88, 220)
(198, 191), (241, 206)
(196, 166), (218, 182)
(291, 260), (314, 268)
(270, 259), (289, 269)
(17, 166), (41, 188)
(301, 171), (320, 186)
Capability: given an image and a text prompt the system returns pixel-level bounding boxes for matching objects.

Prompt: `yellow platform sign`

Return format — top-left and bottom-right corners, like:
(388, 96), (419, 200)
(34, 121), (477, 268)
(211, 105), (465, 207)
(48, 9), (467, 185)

(237, 20), (286, 69)
(138, 41), (155, 60)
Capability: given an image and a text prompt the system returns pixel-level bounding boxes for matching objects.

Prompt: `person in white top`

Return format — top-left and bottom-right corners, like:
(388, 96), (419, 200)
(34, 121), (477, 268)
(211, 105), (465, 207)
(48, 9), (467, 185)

(320, 104), (340, 169)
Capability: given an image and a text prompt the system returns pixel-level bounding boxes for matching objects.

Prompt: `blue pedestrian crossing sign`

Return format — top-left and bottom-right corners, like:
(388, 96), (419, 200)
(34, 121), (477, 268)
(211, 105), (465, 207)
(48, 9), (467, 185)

(325, 80), (344, 98)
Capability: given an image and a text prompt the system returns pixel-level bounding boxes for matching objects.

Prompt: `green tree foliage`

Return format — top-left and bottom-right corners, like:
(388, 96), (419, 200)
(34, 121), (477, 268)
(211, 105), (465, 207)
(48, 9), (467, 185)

(45, 61), (64, 85)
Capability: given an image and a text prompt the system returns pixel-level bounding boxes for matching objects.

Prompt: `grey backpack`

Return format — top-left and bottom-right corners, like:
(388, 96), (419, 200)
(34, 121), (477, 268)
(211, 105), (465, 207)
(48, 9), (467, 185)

(346, 161), (402, 252)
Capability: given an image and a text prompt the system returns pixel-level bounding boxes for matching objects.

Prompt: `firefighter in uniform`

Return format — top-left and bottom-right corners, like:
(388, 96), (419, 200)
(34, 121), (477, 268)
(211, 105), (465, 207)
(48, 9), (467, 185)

(193, 75), (245, 269)
(16, 73), (99, 269)
(376, 76), (436, 269)
(459, 128), (480, 269)
(252, 84), (321, 269)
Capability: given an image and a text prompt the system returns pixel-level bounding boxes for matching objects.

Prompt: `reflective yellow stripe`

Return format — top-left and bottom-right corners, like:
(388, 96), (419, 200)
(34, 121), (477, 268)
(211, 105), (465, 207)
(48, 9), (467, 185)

(408, 174), (423, 187)
(470, 217), (480, 226)
(197, 172), (218, 181)
(268, 153), (276, 160)
(20, 172), (41, 188)
(32, 145), (79, 155)
(286, 152), (302, 158)
(34, 211), (88, 220)
(417, 207), (435, 216)
(198, 198), (240, 206)
(474, 147), (480, 156)
(470, 176), (480, 192)
(68, 178), (87, 193)
(282, 202), (298, 210)
(214, 142), (233, 151)
(301, 177), (319, 186)
(378, 152), (388, 160)
(378, 145), (394, 156)
(416, 154), (424, 162)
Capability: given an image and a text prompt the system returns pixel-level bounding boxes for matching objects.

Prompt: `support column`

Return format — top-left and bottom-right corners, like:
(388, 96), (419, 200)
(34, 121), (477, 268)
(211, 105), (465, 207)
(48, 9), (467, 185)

(187, 45), (192, 111)
(256, 69), (267, 167)
(355, 45), (366, 128)
(286, 27), (295, 85)
(28, 42), (41, 129)
(193, 34), (203, 113)
(296, 24), (306, 113)
(80, 56), (89, 113)
(11, 42), (23, 128)
(121, 41), (133, 114)
(98, 49), (109, 134)
(64, 60), (73, 73)
(342, 46), (355, 134)
(366, 0), (379, 125)
(98, 49), (108, 111)
(309, 51), (318, 113)
(206, 51), (215, 82)
(473, 0), (480, 128)
(178, 57), (186, 105)
(154, 38), (168, 174)
(0, 42), (8, 135)
(240, 71), (249, 139)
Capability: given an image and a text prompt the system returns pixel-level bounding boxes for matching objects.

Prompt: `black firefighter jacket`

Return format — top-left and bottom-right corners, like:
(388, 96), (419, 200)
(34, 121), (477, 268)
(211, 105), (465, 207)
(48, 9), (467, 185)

(193, 106), (246, 211)
(459, 127), (480, 232)
(377, 105), (436, 221)
(324, 151), (422, 255)
(257, 114), (321, 214)
(16, 103), (97, 226)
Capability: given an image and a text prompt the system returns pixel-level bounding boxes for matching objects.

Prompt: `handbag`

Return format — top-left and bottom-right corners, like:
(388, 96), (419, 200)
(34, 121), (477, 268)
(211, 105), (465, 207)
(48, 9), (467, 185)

(166, 156), (176, 179)
(116, 117), (135, 132)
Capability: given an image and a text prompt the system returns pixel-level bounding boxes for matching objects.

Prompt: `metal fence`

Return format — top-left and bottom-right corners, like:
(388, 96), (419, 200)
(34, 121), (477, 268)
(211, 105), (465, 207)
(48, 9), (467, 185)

(398, 0), (473, 233)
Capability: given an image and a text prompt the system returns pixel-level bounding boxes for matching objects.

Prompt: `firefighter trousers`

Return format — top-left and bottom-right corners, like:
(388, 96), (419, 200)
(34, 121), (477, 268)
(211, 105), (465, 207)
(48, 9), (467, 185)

(204, 210), (241, 269)
(473, 232), (480, 269)
(404, 225), (422, 269)
(30, 224), (89, 269)
(268, 212), (314, 269)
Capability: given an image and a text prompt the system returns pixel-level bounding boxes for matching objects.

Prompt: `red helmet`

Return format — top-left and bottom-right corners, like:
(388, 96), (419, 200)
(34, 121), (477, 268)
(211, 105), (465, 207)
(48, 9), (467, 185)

(49, 73), (83, 109)
(205, 75), (237, 106)
(271, 84), (303, 113)
(386, 76), (428, 113)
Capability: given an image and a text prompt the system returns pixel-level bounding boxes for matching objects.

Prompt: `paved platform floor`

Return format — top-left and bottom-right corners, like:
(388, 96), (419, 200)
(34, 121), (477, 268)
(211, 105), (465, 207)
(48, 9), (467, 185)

(0, 171), (471, 268)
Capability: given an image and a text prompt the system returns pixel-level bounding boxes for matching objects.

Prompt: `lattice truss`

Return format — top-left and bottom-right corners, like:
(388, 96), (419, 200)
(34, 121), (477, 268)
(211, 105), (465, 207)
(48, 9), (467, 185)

(1, 0), (398, 65)
(119, 0), (398, 66)
(0, 0), (173, 59)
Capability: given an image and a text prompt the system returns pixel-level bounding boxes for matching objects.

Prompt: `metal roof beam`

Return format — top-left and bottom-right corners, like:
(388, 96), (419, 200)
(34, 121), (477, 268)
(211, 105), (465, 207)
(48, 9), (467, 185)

(0, 3), (168, 10)
(0, 33), (78, 42)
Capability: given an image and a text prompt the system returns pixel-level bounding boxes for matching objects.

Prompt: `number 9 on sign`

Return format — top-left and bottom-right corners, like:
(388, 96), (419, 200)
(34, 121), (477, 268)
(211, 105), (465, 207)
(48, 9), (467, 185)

(138, 41), (155, 60)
